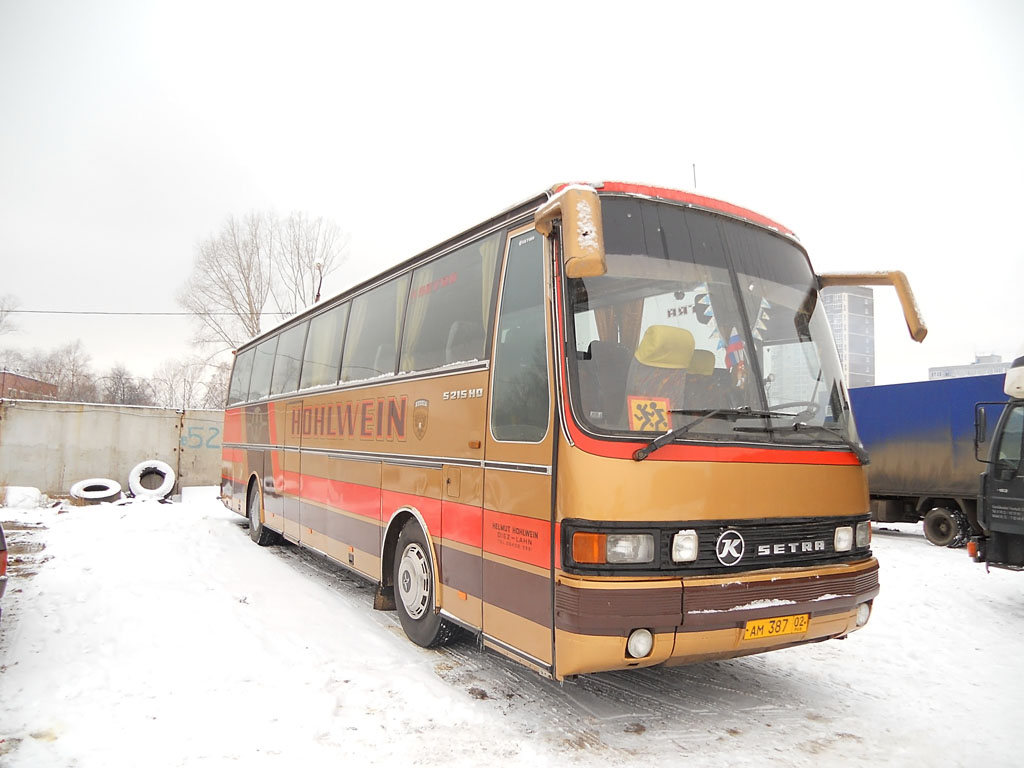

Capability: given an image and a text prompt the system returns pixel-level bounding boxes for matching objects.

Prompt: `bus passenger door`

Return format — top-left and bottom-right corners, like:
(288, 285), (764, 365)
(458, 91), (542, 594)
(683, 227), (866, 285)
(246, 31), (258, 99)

(481, 227), (555, 670)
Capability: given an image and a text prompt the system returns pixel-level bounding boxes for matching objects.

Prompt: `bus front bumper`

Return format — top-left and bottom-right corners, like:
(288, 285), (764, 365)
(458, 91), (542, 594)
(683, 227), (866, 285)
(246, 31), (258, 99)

(553, 558), (879, 678)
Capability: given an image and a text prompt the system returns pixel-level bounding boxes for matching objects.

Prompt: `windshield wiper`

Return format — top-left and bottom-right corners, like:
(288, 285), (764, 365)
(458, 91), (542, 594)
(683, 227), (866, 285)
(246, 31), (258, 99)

(733, 422), (870, 465)
(633, 407), (791, 461)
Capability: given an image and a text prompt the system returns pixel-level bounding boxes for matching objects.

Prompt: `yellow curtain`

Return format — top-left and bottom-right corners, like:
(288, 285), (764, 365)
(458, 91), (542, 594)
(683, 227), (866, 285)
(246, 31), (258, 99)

(479, 232), (500, 327)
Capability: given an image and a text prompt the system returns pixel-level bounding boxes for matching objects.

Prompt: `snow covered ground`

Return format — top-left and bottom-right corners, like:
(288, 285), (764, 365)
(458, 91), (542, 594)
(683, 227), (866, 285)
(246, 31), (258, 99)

(1, 489), (1021, 768)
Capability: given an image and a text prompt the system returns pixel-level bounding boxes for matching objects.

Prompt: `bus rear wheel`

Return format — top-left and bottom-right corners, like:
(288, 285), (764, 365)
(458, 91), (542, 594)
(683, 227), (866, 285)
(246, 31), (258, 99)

(394, 521), (457, 648)
(247, 484), (277, 546)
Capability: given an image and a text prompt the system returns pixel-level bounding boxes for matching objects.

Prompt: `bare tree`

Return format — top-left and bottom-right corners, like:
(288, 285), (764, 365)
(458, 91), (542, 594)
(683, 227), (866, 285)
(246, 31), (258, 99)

(101, 364), (153, 406)
(273, 212), (350, 314)
(0, 294), (17, 336)
(178, 211), (349, 351)
(200, 361), (230, 409)
(25, 341), (97, 402)
(150, 357), (208, 409)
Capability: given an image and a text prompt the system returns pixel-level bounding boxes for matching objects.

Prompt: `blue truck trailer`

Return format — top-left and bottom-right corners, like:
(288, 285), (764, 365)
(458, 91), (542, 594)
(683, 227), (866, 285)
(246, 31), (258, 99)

(848, 374), (1007, 548)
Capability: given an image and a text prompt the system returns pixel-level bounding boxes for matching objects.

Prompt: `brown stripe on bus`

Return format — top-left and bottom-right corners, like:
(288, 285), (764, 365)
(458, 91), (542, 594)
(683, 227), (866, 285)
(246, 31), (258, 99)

(554, 582), (682, 636)
(481, 558), (553, 629)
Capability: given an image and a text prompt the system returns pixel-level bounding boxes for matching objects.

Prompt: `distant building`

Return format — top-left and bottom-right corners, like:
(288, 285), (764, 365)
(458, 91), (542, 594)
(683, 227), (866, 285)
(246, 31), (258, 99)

(0, 369), (58, 400)
(821, 286), (875, 388)
(929, 355), (1009, 380)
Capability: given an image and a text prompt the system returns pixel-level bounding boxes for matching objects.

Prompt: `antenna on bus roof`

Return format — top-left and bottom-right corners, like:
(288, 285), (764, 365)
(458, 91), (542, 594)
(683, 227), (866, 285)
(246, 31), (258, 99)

(692, 163), (697, 189)
(314, 263), (324, 304)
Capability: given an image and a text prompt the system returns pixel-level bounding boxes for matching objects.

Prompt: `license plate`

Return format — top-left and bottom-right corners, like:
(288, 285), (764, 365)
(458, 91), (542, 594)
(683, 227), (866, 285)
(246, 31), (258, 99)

(743, 613), (809, 640)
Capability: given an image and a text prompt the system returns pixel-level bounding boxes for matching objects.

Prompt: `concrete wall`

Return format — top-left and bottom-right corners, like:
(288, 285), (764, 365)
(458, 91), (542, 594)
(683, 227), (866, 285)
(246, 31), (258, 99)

(0, 399), (224, 496)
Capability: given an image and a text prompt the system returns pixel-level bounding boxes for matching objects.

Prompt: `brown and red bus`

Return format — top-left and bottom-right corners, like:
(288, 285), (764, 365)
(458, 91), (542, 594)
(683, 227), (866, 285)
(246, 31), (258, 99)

(221, 182), (926, 678)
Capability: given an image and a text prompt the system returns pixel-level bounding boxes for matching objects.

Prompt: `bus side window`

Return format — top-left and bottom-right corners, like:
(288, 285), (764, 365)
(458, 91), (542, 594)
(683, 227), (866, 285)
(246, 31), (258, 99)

(341, 275), (409, 382)
(227, 348), (255, 405)
(491, 231), (549, 442)
(249, 336), (278, 401)
(300, 303), (349, 390)
(400, 231), (501, 373)
(270, 321), (309, 396)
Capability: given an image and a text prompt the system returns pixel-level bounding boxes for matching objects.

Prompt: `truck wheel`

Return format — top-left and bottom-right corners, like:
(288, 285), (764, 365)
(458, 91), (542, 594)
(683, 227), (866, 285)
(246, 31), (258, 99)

(947, 509), (970, 549)
(393, 520), (458, 648)
(923, 507), (959, 547)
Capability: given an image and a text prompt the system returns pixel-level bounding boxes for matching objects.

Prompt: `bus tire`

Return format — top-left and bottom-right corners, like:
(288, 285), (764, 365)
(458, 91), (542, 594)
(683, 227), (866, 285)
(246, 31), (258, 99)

(923, 506), (958, 547)
(128, 460), (175, 500)
(394, 520), (457, 648)
(247, 483), (277, 546)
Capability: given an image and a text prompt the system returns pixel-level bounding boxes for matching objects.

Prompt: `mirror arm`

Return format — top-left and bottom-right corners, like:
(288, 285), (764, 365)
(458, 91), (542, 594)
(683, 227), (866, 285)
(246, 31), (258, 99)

(818, 271), (927, 343)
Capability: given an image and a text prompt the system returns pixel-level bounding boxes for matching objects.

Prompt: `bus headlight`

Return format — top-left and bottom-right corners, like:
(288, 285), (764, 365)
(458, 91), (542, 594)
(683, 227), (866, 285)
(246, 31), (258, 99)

(572, 532), (655, 564)
(834, 526), (854, 552)
(671, 530), (699, 562)
(607, 534), (655, 563)
(856, 521), (871, 547)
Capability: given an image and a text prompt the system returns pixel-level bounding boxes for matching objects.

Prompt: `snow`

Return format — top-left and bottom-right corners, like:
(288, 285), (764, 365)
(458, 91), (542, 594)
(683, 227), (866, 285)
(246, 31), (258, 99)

(1, 496), (1022, 767)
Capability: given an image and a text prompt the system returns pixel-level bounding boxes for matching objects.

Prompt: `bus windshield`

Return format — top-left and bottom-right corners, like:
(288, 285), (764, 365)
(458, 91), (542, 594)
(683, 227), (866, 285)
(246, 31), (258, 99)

(567, 196), (856, 448)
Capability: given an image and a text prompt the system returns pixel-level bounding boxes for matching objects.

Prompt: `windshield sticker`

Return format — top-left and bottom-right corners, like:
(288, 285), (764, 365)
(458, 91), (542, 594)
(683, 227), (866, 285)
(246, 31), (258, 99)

(628, 396), (671, 431)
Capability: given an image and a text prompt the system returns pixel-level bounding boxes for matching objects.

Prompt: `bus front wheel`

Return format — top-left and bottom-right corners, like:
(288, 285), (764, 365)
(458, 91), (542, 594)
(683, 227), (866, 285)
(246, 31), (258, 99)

(394, 521), (457, 648)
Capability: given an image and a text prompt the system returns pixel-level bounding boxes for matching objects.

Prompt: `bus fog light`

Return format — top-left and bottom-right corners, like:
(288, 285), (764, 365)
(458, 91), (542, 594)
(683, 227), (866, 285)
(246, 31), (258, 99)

(856, 521), (871, 547)
(834, 526), (853, 552)
(626, 628), (654, 658)
(856, 602), (871, 627)
(671, 530), (699, 562)
(607, 534), (655, 564)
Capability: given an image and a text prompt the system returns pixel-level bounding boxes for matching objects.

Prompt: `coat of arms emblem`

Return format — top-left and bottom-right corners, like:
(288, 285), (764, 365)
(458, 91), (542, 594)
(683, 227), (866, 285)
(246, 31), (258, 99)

(413, 399), (429, 440)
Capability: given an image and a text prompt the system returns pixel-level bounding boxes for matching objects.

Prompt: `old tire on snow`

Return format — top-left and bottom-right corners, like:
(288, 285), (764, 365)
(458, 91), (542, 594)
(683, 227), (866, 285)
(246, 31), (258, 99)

(69, 478), (123, 505)
(923, 507), (959, 547)
(128, 460), (175, 500)
(393, 520), (458, 648)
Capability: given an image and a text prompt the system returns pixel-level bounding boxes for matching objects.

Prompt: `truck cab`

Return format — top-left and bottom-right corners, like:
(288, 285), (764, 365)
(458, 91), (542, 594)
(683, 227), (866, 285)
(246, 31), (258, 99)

(974, 357), (1024, 570)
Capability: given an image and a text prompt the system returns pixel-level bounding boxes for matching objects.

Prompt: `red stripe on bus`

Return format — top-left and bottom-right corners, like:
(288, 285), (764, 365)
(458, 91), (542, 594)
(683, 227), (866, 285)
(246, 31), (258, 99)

(441, 500), (484, 549)
(222, 448), (245, 463)
(382, 490), (441, 534)
(223, 409), (243, 443)
(281, 471), (381, 521)
(483, 510), (551, 569)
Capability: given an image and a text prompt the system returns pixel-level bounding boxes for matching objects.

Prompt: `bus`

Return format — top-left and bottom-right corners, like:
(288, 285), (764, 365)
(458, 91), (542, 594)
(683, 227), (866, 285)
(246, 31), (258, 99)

(221, 182), (926, 679)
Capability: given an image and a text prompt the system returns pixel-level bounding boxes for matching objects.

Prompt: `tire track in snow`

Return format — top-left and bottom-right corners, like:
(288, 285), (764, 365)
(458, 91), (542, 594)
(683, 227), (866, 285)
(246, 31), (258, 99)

(254, 526), (884, 760)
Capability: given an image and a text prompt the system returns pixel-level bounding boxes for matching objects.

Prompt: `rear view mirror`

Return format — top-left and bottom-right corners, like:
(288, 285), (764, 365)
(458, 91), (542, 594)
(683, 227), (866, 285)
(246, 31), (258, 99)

(534, 185), (607, 278)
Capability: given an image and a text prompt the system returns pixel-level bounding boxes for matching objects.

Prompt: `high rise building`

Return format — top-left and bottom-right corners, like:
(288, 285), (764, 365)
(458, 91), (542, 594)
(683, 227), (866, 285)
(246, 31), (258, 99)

(821, 286), (875, 388)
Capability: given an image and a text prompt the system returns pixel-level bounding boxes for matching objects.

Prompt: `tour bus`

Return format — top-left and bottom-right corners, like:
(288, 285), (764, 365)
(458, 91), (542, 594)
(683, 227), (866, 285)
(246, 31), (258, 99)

(221, 182), (926, 679)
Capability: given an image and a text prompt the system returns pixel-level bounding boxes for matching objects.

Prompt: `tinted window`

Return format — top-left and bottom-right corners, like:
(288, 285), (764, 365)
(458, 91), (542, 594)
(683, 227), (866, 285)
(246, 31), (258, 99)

(300, 303), (348, 390)
(227, 348), (255, 405)
(491, 231), (549, 441)
(270, 321), (308, 396)
(249, 336), (278, 401)
(400, 232), (501, 373)
(341, 275), (410, 382)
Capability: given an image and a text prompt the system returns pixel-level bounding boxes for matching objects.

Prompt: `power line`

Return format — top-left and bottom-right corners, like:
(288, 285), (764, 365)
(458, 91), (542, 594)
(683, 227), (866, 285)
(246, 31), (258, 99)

(6, 310), (292, 316)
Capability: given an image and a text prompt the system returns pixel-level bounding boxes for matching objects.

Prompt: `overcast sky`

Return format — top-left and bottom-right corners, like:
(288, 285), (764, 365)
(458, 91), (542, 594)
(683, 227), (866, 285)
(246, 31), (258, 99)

(1, 0), (1021, 385)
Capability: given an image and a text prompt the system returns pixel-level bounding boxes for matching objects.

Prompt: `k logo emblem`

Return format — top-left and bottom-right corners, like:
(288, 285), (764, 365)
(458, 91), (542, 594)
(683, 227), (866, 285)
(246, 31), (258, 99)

(715, 530), (745, 566)
(413, 399), (429, 440)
